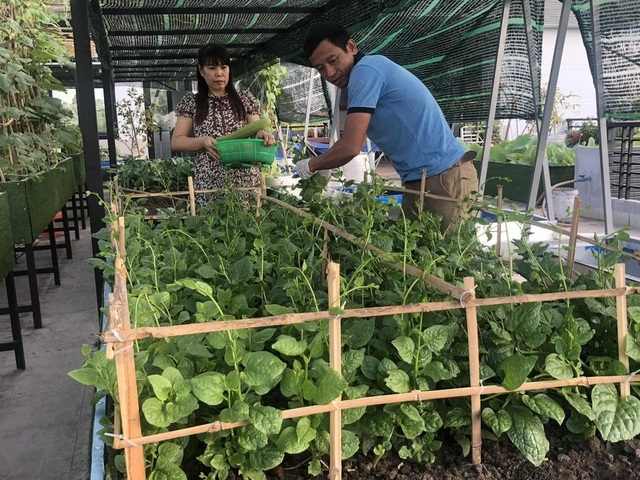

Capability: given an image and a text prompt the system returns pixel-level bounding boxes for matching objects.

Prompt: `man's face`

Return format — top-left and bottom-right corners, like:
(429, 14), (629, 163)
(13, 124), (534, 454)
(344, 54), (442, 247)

(309, 38), (357, 89)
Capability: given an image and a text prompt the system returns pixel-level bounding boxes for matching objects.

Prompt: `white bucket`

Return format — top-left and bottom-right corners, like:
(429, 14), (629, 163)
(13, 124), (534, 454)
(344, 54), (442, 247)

(338, 153), (370, 183)
(552, 187), (578, 223)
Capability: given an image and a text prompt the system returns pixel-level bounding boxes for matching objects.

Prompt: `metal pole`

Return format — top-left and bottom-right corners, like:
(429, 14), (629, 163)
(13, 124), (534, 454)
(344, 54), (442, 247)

(478, 0), (512, 195)
(71, 0), (106, 318)
(526, 0), (572, 219)
(102, 68), (118, 168)
(303, 69), (315, 144)
(590, 0), (614, 234)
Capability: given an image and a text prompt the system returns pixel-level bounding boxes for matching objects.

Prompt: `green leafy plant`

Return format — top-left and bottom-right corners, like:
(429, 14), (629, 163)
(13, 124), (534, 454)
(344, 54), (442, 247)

(566, 120), (599, 148)
(0, 0), (74, 181)
(72, 180), (640, 478)
(115, 87), (160, 159)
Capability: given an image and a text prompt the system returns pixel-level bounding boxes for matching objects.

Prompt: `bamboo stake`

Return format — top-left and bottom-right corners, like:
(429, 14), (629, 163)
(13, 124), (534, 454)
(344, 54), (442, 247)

(125, 190), (191, 198)
(327, 262), (342, 480)
(463, 277), (482, 464)
(496, 185), (503, 257)
(119, 373), (640, 448)
(322, 228), (329, 284)
(102, 286), (638, 344)
(262, 195), (464, 299)
(111, 256), (146, 479)
(615, 263), (630, 399)
(187, 176), (196, 216)
(566, 196), (582, 279)
(419, 168), (427, 216)
(118, 217), (126, 261)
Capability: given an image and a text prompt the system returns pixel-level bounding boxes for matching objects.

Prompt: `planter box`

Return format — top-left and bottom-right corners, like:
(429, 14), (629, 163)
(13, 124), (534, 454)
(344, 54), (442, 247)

(0, 192), (14, 280)
(71, 152), (87, 185)
(0, 157), (76, 244)
(475, 161), (575, 202)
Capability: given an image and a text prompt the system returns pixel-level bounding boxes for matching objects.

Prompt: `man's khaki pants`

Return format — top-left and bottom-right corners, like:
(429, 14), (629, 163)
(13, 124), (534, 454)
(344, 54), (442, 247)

(402, 159), (478, 231)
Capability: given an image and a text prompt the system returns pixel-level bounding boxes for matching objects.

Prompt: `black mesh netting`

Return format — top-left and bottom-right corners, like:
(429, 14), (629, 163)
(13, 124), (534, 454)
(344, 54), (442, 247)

(571, 0), (640, 119)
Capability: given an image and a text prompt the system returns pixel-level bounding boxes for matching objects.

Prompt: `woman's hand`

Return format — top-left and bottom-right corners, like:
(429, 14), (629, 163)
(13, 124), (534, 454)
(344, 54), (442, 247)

(256, 130), (276, 146)
(201, 136), (220, 160)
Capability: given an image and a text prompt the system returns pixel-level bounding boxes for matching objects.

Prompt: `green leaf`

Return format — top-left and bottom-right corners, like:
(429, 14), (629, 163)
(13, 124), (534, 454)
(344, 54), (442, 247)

(277, 426), (310, 454)
(500, 354), (537, 390)
(272, 335), (307, 357)
(562, 389), (595, 420)
(264, 304), (295, 316)
(249, 405), (283, 435)
(296, 417), (317, 444)
(195, 264), (217, 279)
(191, 372), (226, 406)
(384, 369), (411, 393)
(361, 355), (379, 380)
(220, 399), (250, 422)
(142, 398), (172, 428)
(482, 408), (512, 437)
(229, 257), (253, 284)
(507, 406), (549, 466)
(625, 335), (640, 362)
(314, 369), (348, 404)
(591, 383), (640, 442)
(521, 394), (565, 425)
(147, 374), (173, 401)
(247, 446), (284, 471)
(444, 407), (471, 428)
(68, 368), (105, 388)
(362, 410), (394, 438)
(423, 325), (450, 353)
(242, 351), (286, 388)
(342, 430), (360, 459)
(156, 442), (184, 468)
(343, 318), (375, 348)
(545, 354), (574, 380)
(392, 336), (415, 364)
(237, 425), (268, 451)
(148, 463), (187, 480)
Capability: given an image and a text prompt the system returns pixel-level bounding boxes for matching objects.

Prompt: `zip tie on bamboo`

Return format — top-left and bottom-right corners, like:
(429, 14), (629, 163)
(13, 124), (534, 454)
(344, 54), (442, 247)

(625, 368), (640, 384)
(105, 432), (140, 447)
(110, 329), (124, 342)
(412, 389), (421, 402)
(459, 285), (477, 307)
(208, 421), (224, 433)
(113, 344), (134, 355)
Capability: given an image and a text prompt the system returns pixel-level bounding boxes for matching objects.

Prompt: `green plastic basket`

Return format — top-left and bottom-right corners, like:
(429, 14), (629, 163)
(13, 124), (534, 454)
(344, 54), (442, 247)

(217, 139), (277, 169)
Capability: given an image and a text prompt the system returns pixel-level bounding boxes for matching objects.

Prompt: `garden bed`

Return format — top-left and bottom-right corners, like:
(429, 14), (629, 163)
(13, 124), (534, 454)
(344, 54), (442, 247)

(0, 157), (76, 243)
(75, 176), (640, 480)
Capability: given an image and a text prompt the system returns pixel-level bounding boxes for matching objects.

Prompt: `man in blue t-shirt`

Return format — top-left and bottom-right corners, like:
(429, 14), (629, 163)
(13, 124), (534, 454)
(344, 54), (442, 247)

(296, 22), (478, 230)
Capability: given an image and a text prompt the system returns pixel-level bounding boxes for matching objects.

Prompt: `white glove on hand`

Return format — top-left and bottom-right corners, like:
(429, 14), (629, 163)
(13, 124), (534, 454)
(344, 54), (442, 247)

(294, 158), (314, 180)
(295, 158), (332, 180)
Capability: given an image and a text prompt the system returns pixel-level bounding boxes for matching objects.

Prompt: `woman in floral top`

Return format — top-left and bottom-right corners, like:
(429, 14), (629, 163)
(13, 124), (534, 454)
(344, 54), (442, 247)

(171, 43), (275, 207)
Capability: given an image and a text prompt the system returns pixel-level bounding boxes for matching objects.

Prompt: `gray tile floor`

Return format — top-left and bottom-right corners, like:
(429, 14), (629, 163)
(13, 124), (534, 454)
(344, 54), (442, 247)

(0, 225), (98, 480)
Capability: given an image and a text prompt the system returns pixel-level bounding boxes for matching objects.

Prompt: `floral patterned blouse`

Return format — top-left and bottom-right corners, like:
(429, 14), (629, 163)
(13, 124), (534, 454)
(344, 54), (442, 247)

(176, 90), (261, 206)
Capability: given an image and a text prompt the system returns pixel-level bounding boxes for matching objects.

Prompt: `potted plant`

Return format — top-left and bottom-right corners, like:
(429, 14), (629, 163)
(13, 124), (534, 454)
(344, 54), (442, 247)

(0, 0), (77, 245)
(465, 134), (576, 202)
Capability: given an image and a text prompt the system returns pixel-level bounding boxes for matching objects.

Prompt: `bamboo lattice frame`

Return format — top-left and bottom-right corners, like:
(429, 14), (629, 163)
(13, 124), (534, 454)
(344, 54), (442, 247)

(104, 183), (640, 480)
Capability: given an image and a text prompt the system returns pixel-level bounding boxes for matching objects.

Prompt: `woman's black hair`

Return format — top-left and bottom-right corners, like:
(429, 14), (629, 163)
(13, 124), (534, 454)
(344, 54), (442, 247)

(194, 43), (247, 125)
(303, 22), (352, 60)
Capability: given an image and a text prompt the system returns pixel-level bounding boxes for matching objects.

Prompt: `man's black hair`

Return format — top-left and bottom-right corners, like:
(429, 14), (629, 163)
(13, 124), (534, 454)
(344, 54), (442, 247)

(303, 22), (352, 59)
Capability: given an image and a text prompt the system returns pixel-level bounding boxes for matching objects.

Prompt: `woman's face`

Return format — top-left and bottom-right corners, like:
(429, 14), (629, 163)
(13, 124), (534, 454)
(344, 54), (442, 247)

(199, 63), (229, 95)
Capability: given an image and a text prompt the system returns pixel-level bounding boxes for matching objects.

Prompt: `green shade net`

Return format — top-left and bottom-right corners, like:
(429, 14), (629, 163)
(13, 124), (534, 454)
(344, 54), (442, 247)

(570, 0), (640, 120)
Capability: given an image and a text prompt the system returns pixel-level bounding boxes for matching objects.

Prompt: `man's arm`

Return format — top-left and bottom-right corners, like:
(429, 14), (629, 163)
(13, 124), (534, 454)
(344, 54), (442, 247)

(308, 112), (371, 172)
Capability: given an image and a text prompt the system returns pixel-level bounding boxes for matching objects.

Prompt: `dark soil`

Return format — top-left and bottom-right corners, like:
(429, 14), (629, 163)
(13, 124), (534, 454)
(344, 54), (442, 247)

(266, 430), (640, 480)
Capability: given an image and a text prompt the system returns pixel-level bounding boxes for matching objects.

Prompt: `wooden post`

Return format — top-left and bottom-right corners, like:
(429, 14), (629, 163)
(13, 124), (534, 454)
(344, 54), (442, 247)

(187, 176), (196, 216)
(567, 196), (582, 279)
(615, 263), (630, 399)
(496, 185), (503, 257)
(322, 228), (329, 284)
(112, 255), (146, 478)
(327, 262), (342, 480)
(463, 276), (482, 464)
(419, 169), (427, 216)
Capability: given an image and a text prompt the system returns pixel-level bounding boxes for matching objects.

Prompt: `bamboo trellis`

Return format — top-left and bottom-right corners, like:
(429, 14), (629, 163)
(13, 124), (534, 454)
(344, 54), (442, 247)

(103, 188), (640, 480)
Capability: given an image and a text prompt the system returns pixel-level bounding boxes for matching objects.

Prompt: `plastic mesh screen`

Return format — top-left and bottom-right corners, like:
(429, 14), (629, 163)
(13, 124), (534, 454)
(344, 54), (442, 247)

(571, 0), (640, 119)
(275, 63), (328, 124)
